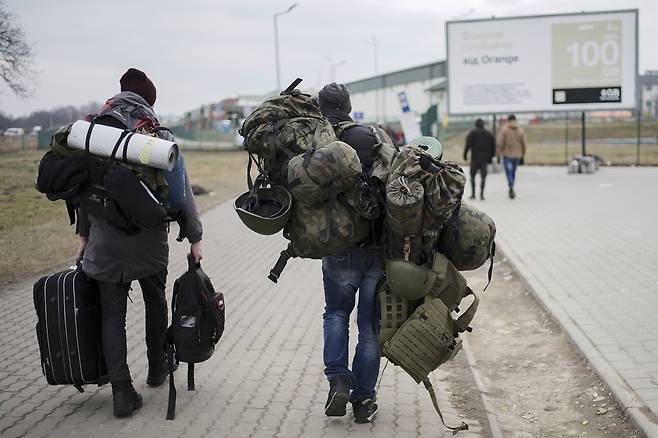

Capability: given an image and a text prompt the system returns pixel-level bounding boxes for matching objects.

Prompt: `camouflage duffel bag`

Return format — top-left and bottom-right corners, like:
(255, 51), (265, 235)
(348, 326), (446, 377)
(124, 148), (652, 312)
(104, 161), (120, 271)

(385, 144), (466, 266)
(385, 176), (424, 263)
(437, 203), (496, 271)
(287, 141), (362, 206)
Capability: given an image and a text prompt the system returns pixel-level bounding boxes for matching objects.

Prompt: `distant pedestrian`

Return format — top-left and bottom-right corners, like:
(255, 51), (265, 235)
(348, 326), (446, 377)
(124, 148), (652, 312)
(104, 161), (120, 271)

(463, 118), (496, 200)
(497, 114), (527, 199)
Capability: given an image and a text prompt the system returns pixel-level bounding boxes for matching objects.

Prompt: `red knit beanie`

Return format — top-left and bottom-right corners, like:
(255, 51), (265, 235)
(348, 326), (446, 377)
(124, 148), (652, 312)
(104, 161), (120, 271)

(120, 68), (157, 106)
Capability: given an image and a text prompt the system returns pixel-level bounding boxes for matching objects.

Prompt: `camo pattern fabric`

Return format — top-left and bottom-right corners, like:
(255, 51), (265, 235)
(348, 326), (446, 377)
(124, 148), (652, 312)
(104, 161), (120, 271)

(385, 145), (466, 265)
(283, 190), (371, 259)
(438, 203), (496, 271)
(240, 92), (337, 185)
(287, 141), (362, 206)
(385, 176), (424, 262)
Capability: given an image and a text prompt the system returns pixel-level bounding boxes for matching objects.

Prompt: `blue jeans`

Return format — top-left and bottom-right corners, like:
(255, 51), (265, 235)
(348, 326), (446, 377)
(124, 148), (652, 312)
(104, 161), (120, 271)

(322, 248), (383, 402)
(503, 157), (520, 188)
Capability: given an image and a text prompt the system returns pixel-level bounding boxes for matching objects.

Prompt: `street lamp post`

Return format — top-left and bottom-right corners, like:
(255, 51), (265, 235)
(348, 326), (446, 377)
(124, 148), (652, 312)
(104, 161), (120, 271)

(326, 57), (346, 82)
(274, 3), (298, 91)
(366, 36), (380, 121)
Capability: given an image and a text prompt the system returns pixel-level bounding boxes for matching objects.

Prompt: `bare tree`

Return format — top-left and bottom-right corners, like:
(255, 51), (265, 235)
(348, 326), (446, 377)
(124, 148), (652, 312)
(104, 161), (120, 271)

(0, 1), (34, 98)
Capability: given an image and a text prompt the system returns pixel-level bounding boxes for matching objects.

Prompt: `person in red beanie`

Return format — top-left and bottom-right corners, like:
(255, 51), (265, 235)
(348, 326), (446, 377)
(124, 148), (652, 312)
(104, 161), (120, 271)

(77, 68), (203, 418)
(120, 68), (157, 107)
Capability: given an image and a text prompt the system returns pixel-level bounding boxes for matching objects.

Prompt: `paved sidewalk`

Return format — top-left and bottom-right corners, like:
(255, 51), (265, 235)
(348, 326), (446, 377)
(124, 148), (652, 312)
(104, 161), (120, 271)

(475, 165), (658, 437)
(0, 200), (485, 438)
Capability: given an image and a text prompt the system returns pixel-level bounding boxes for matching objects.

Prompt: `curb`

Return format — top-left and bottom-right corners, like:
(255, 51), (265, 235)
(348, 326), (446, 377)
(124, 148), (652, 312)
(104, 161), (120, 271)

(497, 241), (658, 438)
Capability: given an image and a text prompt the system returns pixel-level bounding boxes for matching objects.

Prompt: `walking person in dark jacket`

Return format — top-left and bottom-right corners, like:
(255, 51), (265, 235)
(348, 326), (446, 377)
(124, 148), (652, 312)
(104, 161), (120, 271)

(317, 83), (385, 424)
(76, 68), (203, 417)
(463, 118), (496, 200)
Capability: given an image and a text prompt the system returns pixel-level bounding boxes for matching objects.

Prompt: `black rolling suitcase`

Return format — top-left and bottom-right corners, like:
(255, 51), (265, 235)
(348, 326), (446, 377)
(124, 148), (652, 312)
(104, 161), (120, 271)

(33, 264), (108, 392)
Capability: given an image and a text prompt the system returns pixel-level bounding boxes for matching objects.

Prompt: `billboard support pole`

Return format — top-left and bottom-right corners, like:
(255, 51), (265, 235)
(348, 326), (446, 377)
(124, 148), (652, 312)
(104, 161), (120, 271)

(581, 111), (586, 156)
(636, 109), (641, 166)
(492, 114), (497, 138)
(564, 112), (569, 164)
(636, 83), (642, 166)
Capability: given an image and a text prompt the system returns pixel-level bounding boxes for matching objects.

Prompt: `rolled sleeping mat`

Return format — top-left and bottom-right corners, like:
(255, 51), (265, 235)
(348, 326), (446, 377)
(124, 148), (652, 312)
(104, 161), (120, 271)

(67, 120), (179, 171)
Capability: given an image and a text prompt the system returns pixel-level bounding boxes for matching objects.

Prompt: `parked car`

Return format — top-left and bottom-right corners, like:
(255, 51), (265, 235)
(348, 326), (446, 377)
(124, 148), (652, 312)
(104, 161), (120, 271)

(3, 128), (25, 136)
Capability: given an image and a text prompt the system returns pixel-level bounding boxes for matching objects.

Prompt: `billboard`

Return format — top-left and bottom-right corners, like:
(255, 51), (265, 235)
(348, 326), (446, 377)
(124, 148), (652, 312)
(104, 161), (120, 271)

(446, 10), (638, 114)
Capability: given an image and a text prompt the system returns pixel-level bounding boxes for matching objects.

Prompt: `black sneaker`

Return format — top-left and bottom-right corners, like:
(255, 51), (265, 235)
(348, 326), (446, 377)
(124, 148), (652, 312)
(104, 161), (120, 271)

(509, 187), (516, 199)
(352, 399), (378, 423)
(325, 375), (351, 417)
(112, 381), (143, 418)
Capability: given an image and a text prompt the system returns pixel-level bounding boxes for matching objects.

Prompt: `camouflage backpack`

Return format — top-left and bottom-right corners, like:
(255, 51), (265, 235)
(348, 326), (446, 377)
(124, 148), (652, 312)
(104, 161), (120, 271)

(240, 79), (337, 186)
(385, 144), (466, 267)
(238, 79), (373, 281)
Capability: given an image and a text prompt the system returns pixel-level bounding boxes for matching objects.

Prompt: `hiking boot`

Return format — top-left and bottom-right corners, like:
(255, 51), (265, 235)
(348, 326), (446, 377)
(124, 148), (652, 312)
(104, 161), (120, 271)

(146, 362), (169, 387)
(112, 381), (143, 417)
(325, 375), (351, 417)
(352, 399), (378, 423)
(509, 187), (516, 199)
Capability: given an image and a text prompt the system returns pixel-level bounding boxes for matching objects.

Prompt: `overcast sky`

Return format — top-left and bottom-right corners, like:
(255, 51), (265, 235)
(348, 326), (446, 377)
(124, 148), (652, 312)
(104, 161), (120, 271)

(1, 0), (657, 118)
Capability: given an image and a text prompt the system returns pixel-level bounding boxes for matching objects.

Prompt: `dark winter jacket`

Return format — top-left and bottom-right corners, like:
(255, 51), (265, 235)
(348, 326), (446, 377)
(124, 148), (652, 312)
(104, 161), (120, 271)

(322, 107), (384, 245)
(464, 127), (496, 165)
(78, 92), (202, 283)
(323, 108), (378, 171)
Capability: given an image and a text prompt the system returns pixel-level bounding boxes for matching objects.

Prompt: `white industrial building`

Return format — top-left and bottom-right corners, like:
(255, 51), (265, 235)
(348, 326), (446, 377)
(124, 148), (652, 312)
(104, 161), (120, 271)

(346, 61), (447, 127)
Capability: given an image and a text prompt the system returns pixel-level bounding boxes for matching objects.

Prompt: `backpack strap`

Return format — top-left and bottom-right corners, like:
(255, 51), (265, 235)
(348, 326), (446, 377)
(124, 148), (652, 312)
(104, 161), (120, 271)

(422, 379), (469, 433)
(453, 288), (479, 334)
(483, 241), (496, 292)
(268, 245), (295, 283)
(166, 340), (177, 420)
(187, 363), (195, 391)
(121, 131), (137, 163)
(332, 121), (359, 140)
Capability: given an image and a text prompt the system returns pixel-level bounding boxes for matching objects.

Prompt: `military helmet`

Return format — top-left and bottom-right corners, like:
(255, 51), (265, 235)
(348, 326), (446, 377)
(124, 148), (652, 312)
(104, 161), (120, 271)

(385, 257), (441, 300)
(438, 203), (496, 271)
(234, 185), (292, 235)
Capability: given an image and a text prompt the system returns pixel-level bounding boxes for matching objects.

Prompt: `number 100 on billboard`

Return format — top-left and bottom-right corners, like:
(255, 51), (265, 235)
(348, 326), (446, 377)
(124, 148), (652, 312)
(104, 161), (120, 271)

(552, 20), (623, 104)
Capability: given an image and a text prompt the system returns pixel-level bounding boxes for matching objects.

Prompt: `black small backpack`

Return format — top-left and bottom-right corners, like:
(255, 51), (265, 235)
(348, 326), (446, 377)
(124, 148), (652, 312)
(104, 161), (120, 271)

(166, 254), (225, 420)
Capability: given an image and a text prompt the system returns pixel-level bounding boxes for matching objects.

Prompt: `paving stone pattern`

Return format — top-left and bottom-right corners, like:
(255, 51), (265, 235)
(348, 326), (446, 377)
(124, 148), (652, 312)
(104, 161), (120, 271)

(479, 166), (658, 425)
(0, 200), (484, 438)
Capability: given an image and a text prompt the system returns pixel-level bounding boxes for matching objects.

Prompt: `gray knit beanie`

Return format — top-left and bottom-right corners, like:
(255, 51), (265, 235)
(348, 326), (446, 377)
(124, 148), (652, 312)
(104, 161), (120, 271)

(318, 83), (352, 114)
